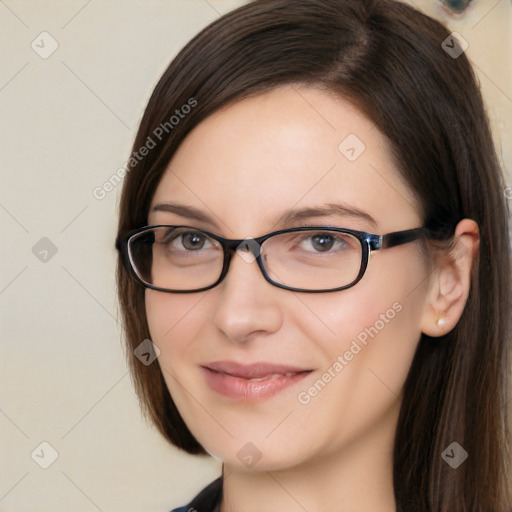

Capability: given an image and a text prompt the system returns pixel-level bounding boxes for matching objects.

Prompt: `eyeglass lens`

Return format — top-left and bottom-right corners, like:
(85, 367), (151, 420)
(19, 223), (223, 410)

(128, 226), (364, 292)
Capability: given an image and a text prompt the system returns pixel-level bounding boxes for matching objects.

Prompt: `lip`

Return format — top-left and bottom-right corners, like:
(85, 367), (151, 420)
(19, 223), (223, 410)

(201, 361), (313, 401)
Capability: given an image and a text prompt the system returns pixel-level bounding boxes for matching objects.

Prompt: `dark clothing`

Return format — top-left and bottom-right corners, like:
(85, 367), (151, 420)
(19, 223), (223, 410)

(171, 477), (222, 512)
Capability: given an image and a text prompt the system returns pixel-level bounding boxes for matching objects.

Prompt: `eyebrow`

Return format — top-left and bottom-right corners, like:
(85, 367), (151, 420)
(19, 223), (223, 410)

(276, 204), (377, 229)
(151, 202), (377, 230)
(152, 202), (213, 224)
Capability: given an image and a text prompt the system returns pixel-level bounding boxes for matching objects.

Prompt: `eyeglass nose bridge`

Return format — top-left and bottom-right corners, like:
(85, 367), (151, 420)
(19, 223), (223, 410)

(234, 238), (262, 264)
(213, 237), (266, 289)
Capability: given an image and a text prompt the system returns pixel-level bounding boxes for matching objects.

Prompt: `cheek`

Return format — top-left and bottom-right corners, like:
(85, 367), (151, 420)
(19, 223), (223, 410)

(294, 252), (428, 386)
(286, 270), (426, 447)
(297, 284), (423, 352)
(145, 290), (208, 366)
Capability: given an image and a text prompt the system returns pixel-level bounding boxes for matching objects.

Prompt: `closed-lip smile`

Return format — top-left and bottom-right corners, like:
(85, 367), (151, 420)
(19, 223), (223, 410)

(201, 361), (313, 400)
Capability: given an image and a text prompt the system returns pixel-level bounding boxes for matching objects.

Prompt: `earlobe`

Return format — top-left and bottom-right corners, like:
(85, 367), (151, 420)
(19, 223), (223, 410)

(421, 219), (479, 338)
(436, 317), (447, 327)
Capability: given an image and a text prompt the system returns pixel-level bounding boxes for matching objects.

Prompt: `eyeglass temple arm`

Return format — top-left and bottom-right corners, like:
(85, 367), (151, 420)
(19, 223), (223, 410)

(380, 227), (430, 249)
(114, 234), (133, 273)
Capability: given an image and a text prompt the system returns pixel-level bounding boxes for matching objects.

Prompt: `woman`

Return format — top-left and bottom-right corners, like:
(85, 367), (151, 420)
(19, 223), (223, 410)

(115, 0), (511, 510)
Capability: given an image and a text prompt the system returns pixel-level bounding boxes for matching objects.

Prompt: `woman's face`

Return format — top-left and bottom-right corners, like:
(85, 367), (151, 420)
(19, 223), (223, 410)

(146, 86), (431, 471)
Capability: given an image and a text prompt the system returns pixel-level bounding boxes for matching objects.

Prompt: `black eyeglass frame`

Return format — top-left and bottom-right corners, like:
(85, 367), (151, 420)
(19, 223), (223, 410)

(116, 225), (431, 294)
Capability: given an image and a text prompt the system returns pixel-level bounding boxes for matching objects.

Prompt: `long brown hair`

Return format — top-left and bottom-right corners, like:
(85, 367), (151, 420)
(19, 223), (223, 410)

(116, 0), (512, 509)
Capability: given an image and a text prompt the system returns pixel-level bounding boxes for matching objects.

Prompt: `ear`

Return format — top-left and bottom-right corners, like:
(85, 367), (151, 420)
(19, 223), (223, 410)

(421, 219), (479, 337)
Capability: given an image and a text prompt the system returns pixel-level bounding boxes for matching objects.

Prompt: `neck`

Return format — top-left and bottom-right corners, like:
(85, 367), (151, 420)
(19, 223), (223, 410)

(220, 402), (399, 512)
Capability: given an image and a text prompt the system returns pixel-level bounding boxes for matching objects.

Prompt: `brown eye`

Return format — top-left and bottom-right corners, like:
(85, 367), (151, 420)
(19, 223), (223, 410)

(181, 232), (209, 250)
(310, 234), (335, 252)
(294, 232), (353, 254)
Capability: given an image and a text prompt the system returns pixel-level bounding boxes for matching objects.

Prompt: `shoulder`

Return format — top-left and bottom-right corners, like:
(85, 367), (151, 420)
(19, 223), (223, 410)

(170, 477), (223, 512)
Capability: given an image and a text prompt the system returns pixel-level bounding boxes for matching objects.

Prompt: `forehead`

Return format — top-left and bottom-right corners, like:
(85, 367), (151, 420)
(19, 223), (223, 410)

(149, 86), (420, 235)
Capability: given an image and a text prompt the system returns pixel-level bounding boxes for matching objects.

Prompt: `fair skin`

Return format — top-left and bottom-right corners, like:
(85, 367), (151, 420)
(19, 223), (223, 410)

(145, 86), (478, 512)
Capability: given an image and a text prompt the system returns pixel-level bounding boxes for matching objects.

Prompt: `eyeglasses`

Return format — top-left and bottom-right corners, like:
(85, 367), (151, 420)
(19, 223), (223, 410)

(116, 225), (429, 293)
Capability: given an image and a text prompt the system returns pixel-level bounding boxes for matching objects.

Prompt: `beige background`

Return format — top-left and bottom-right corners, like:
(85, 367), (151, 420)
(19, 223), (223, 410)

(0, 1), (510, 511)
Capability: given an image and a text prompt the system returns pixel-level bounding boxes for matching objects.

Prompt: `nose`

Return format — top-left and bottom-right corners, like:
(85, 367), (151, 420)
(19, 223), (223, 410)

(212, 248), (283, 344)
